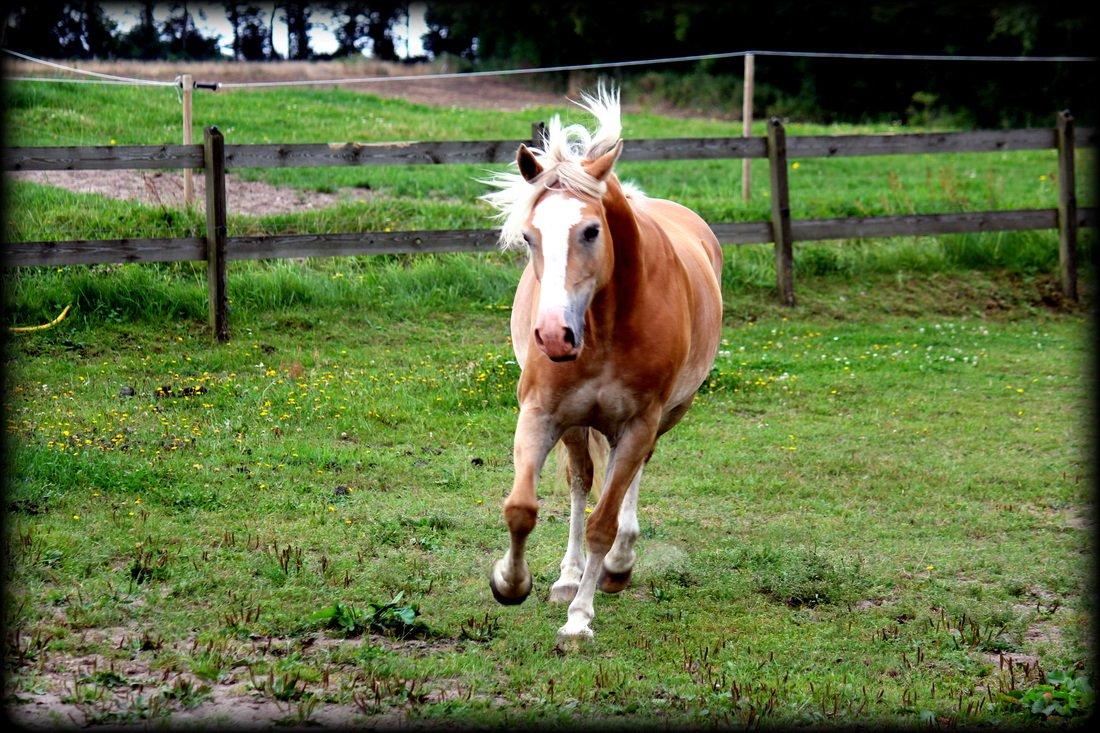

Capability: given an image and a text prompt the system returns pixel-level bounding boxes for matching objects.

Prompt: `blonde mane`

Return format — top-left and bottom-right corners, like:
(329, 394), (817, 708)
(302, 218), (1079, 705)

(480, 81), (629, 250)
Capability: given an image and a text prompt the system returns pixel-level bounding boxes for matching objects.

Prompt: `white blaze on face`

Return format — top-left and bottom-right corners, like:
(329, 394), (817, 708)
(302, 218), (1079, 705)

(532, 194), (585, 316)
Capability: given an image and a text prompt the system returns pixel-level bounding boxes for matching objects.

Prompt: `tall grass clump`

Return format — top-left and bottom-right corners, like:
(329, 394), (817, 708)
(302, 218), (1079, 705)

(4, 254), (527, 332)
(3, 263), (208, 328)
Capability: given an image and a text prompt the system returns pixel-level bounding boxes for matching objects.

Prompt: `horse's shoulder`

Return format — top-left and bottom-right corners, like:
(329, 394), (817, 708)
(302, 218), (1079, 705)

(631, 197), (722, 280)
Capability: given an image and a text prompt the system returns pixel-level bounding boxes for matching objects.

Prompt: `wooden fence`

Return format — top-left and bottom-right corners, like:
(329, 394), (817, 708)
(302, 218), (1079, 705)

(3, 112), (1094, 341)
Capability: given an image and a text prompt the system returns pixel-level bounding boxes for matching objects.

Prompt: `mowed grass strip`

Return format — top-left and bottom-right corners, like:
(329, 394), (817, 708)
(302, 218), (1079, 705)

(3, 81), (1095, 245)
(2, 267), (1089, 727)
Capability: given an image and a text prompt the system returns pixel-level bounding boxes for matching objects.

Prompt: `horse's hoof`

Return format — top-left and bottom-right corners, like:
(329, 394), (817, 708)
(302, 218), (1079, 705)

(489, 562), (531, 606)
(548, 582), (579, 604)
(556, 623), (595, 646)
(599, 567), (633, 594)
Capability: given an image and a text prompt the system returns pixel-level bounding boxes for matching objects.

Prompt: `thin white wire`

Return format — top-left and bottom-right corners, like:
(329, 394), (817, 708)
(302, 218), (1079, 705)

(2, 48), (177, 86)
(214, 48), (1097, 90)
(754, 49), (1095, 62)
(3, 46), (1094, 91)
(5, 75), (169, 86)
(215, 50), (758, 89)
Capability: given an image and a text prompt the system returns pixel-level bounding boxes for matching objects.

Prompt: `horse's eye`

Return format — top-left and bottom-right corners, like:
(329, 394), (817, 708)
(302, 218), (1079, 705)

(582, 224), (600, 242)
(522, 232), (534, 247)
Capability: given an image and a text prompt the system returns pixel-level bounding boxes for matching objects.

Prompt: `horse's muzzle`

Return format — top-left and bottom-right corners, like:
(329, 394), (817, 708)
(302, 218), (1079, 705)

(534, 310), (582, 361)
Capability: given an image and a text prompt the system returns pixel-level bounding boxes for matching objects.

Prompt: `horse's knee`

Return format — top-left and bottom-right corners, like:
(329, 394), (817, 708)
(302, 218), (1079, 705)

(584, 517), (617, 556)
(503, 501), (538, 536)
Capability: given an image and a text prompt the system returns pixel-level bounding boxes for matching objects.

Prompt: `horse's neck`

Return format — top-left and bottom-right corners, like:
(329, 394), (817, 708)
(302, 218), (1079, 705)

(592, 176), (647, 330)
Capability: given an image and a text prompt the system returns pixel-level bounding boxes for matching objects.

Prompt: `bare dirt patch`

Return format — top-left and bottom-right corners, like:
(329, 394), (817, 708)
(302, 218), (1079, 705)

(5, 58), (719, 118)
(3, 624), (491, 729)
(9, 169), (372, 215)
(5, 58), (570, 112)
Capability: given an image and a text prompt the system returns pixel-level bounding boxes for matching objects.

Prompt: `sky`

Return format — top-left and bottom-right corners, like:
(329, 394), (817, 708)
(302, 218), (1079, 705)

(104, 2), (429, 58)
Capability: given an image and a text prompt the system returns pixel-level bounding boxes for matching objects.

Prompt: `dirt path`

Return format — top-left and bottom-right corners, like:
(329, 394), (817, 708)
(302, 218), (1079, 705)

(6, 60), (594, 210)
(6, 60), (705, 211)
(5, 58), (572, 111)
(9, 169), (373, 215)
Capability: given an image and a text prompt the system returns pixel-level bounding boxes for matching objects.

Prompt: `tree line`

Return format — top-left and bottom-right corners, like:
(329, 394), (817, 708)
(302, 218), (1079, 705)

(2, 2), (1094, 125)
(1, 3), (408, 61)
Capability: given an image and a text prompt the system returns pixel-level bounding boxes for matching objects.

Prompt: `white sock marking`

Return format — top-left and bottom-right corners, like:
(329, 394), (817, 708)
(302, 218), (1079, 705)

(604, 468), (642, 574)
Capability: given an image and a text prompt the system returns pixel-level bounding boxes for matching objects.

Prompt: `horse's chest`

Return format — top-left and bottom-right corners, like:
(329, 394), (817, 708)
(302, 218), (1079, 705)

(552, 376), (647, 426)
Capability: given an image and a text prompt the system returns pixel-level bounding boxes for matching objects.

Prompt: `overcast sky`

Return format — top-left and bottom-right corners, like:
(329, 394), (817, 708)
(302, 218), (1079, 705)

(104, 2), (429, 58)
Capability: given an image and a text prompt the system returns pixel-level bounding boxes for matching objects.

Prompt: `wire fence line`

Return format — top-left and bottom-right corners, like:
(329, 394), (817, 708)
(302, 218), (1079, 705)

(2, 48), (178, 86)
(3, 46), (1095, 92)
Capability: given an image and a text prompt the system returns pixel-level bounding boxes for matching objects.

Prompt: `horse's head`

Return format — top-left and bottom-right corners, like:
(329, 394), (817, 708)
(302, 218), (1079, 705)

(481, 82), (626, 362)
(514, 140), (623, 362)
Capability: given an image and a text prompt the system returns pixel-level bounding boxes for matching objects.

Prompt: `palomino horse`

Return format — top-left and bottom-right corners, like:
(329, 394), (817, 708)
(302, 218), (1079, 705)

(481, 84), (723, 641)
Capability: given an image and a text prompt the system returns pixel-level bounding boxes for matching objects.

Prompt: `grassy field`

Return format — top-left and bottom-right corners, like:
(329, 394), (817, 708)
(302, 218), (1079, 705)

(2, 79), (1095, 726)
(4, 81), (1095, 253)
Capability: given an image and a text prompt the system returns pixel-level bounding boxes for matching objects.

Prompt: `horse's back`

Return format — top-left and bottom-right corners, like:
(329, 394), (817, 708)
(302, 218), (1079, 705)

(629, 195), (724, 408)
(630, 196), (723, 281)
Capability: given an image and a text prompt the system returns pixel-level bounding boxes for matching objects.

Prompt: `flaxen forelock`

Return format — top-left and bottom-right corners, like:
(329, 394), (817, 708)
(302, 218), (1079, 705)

(480, 81), (623, 250)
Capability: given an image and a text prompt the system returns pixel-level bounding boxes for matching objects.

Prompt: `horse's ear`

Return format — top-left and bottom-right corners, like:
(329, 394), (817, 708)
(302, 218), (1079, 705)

(582, 140), (623, 181)
(516, 144), (543, 182)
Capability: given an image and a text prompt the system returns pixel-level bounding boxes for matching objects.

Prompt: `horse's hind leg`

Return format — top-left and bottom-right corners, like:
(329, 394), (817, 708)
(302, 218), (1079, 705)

(549, 427), (593, 604)
(600, 466), (642, 594)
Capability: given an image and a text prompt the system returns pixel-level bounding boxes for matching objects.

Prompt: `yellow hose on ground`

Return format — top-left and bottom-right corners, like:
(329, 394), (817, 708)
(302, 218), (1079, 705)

(8, 304), (73, 333)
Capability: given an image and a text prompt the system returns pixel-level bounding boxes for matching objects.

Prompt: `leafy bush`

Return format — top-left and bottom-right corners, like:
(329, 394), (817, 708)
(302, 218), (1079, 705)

(1000, 669), (1093, 719)
(309, 592), (431, 639)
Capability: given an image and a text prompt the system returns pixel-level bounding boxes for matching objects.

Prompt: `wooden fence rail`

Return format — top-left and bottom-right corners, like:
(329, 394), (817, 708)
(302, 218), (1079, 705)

(3, 113), (1094, 340)
(6, 127), (1097, 172)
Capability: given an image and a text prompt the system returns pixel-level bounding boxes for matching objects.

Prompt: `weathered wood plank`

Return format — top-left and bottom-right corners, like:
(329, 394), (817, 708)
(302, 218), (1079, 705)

(741, 53), (755, 201)
(709, 221), (774, 244)
(204, 126), (229, 342)
(3, 237), (205, 266)
(1056, 111), (1079, 301)
(787, 127), (1094, 158)
(620, 137), (769, 161)
(7, 126), (1092, 173)
(226, 229), (502, 260)
(7, 208), (1094, 268)
(3, 145), (204, 171)
(768, 118), (796, 306)
(223, 141), (520, 168)
(222, 137), (771, 168)
(791, 208), (1090, 241)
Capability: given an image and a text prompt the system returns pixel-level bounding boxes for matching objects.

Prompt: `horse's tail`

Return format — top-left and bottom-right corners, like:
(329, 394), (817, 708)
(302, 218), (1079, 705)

(553, 428), (610, 502)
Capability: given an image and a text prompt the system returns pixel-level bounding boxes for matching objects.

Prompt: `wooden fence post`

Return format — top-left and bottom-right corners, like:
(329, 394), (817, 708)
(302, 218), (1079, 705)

(181, 74), (194, 207)
(741, 53), (754, 202)
(531, 121), (546, 149)
(1056, 110), (1078, 302)
(767, 117), (795, 306)
(203, 126), (229, 342)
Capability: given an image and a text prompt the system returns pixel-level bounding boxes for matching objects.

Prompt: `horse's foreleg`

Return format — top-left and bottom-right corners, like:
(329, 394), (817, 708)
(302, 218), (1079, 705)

(549, 427), (594, 604)
(600, 466), (642, 593)
(490, 408), (557, 605)
(558, 412), (658, 641)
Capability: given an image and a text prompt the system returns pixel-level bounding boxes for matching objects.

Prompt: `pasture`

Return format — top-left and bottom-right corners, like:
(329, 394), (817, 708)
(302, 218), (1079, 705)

(2, 80), (1094, 727)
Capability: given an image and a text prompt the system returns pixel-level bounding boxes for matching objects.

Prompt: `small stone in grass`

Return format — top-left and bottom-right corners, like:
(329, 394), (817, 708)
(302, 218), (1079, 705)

(471, 457), (485, 467)
(333, 485), (350, 496)
(119, 385), (136, 397)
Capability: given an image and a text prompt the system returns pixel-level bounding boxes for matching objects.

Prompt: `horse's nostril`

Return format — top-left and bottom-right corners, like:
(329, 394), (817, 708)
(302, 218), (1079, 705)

(563, 327), (576, 348)
(534, 329), (544, 346)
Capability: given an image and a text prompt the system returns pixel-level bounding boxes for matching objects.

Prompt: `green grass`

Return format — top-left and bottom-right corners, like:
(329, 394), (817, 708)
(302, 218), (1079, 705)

(2, 264), (1091, 727)
(3, 81), (1094, 260)
(2, 79), (1093, 727)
